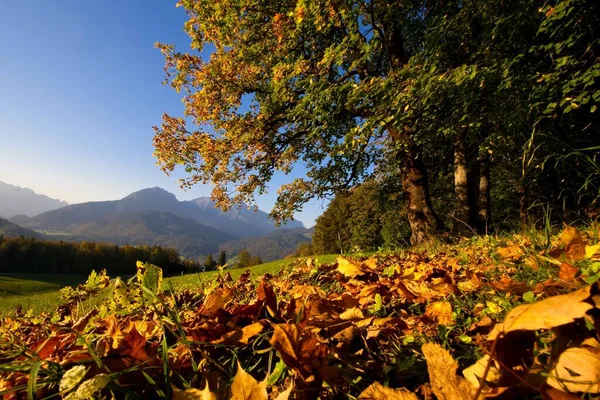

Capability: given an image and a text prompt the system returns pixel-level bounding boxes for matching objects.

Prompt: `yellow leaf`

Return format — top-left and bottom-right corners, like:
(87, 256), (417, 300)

(339, 307), (364, 320)
(425, 301), (454, 325)
(337, 257), (365, 278)
(547, 347), (600, 393)
(586, 244), (600, 259)
(358, 382), (418, 399)
(172, 382), (218, 400)
(558, 226), (585, 248)
(230, 362), (268, 400)
(488, 284), (595, 341)
(422, 343), (477, 400)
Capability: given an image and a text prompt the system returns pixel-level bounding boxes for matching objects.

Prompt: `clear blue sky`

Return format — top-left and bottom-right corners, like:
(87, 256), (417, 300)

(0, 0), (325, 227)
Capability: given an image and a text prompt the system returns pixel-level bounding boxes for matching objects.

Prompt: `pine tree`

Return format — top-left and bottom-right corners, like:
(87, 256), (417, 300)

(217, 250), (226, 267)
(204, 253), (215, 271)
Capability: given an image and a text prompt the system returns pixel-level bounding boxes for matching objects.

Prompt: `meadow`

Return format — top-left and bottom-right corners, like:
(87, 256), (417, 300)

(0, 254), (339, 315)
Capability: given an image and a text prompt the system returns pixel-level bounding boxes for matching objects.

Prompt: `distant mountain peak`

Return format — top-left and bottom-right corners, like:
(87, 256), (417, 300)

(0, 180), (68, 218)
(123, 187), (177, 201)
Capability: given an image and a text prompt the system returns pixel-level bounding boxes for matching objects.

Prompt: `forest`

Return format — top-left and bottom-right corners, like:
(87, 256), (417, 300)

(155, 0), (599, 245)
(0, 236), (199, 275)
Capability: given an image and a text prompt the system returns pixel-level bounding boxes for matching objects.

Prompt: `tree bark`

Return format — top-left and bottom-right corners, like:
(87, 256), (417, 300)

(389, 127), (443, 244)
(453, 132), (471, 234)
(478, 155), (491, 234)
(519, 182), (528, 229)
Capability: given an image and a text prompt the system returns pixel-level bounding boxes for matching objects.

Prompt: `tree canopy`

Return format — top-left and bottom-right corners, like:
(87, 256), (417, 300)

(155, 0), (599, 242)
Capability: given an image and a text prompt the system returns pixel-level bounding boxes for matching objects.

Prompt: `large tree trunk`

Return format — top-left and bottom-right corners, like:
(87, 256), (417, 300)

(453, 132), (471, 234)
(478, 156), (491, 233)
(389, 127), (442, 244)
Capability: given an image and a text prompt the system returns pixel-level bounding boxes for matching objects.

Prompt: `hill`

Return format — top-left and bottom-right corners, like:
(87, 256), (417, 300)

(69, 210), (236, 258)
(0, 218), (45, 239)
(220, 227), (312, 262)
(13, 187), (304, 238)
(0, 181), (67, 219)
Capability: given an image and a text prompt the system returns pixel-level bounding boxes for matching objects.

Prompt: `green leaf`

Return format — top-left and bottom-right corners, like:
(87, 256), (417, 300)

(523, 291), (536, 303)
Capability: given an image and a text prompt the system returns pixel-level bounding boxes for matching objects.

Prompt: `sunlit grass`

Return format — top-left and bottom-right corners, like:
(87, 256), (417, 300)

(0, 254), (340, 315)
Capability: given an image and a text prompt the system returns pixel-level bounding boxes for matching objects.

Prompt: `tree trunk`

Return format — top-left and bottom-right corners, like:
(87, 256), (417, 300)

(519, 182), (528, 229)
(478, 156), (491, 234)
(453, 132), (471, 234)
(389, 127), (443, 244)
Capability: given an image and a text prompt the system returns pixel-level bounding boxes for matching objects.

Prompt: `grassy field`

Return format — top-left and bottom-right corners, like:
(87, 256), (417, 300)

(0, 254), (339, 315)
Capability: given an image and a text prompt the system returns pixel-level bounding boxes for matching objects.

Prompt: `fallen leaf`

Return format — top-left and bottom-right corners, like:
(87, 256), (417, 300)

(497, 245), (523, 261)
(558, 263), (578, 280)
(488, 284), (595, 341)
(274, 382), (294, 400)
(172, 382), (218, 400)
(358, 382), (418, 399)
(337, 257), (365, 278)
(64, 374), (110, 400)
(422, 343), (476, 400)
(339, 307), (364, 320)
(558, 226), (586, 248)
(230, 362), (268, 400)
(425, 301), (454, 325)
(463, 355), (502, 388)
(547, 347), (600, 393)
(586, 244), (600, 259)
(269, 323), (327, 381)
(214, 321), (266, 345)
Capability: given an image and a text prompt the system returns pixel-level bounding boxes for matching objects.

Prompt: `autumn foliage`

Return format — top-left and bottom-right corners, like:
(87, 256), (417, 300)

(1, 227), (600, 398)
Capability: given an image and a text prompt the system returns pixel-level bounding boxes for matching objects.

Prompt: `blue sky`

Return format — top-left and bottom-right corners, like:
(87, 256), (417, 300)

(0, 0), (325, 227)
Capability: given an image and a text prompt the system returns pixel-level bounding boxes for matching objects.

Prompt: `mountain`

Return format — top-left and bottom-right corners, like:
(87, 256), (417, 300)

(188, 197), (304, 237)
(13, 187), (305, 237)
(220, 228), (312, 262)
(0, 218), (45, 239)
(0, 181), (68, 218)
(69, 210), (236, 259)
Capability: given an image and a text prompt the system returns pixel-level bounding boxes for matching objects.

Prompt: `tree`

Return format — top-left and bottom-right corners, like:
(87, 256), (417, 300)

(237, 249), (252, 269)
(217, 250), (226, 267)
(204, 253), (216, 271)
(154, 0), (446, 244)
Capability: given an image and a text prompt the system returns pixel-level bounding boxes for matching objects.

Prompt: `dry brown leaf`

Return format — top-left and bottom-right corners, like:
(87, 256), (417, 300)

(214, 321), (266, 345)
(547, 347), (600, 393)
(339, 307), (364, 320)
(172, 382), (218, 400)
(337, 257), (365, 278)
(358, 382), (419, 399)
(425, 301), (454, 325)
(558, 263), (578, 280)
(558, 226), (586, 248)
(422, 342), (477, 400)
(488, 284), (594, 341)
(230, 362), (268, 400)
(201, 288), (232, 315)
(497, 245), (523, 261)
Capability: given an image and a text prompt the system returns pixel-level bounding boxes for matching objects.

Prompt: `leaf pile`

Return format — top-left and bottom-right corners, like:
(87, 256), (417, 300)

(1, 228), (600, 399)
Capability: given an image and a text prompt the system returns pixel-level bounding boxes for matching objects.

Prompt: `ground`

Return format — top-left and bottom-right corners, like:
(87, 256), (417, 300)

(0, 230), (598, 399)
(0, 254), (339, 315)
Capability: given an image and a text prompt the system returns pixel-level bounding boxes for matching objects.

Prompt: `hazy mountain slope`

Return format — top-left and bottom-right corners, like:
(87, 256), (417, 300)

(0, 181), (68, 218)
(220, 228), (312, 262)
(0, 218), (46, 239)
(14, 187), (305, 237)
(187, 197), (304, 236)
(70, 210), (237, 258)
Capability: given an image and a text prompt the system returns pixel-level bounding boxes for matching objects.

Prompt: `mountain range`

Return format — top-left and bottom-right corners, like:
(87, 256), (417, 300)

(0, 181), (68, 218)
(2, 185), (309, 261)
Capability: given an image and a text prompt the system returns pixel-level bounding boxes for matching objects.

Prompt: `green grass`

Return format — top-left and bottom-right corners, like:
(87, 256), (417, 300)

(0, 254), (340, 315)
